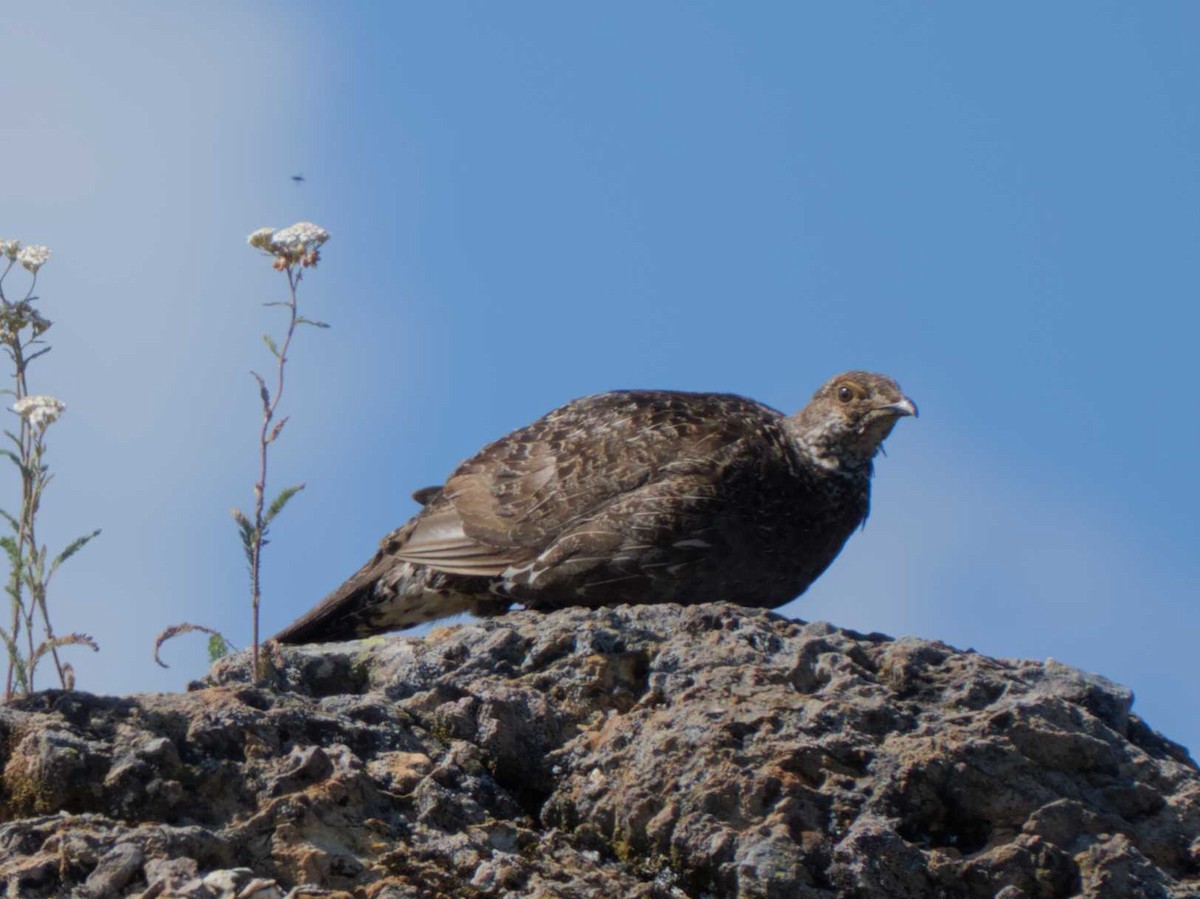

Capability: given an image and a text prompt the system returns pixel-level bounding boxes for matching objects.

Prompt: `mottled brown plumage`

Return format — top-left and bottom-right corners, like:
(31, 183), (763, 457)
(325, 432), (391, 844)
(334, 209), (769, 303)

(273, 371), (916, 644)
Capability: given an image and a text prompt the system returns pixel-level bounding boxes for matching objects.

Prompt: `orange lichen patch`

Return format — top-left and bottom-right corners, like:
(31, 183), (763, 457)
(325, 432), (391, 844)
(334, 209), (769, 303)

(424, 624), (466, 645)
(582, 705), (630, 752)
(372, 750), (433, 794)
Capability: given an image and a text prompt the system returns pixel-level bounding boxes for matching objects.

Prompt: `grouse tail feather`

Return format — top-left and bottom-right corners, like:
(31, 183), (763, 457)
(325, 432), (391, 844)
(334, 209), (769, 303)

(270, 556), (474, 645)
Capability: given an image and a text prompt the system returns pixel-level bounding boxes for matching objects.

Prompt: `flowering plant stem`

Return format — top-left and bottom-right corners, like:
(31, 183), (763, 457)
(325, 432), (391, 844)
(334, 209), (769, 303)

(0, 246), (99, 698)
(4, 303), (64, 693)
(246, 266), (306, 679)
(158, 221), (326, 679)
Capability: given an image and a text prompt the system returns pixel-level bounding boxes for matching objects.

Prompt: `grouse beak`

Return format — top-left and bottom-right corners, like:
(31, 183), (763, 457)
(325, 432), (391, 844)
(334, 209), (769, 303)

(880, 396), (919, 419)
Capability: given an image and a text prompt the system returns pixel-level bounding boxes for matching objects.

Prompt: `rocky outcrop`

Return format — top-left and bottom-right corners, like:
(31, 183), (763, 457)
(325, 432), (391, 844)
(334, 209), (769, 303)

(1, 603), (1197, 898)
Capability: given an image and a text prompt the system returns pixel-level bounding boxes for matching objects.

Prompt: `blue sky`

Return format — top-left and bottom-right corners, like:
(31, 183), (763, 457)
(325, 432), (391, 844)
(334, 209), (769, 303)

(4, 3), (1199, 753)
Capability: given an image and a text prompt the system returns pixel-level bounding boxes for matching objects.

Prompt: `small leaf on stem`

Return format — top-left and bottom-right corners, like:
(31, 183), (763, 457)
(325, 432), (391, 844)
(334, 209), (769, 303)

(250, 371), (270, 408)
(48, 528), (100, 578)
(231, 508), (256, 549)
(264, 483), (305, 526)
(207, 633), (232, 662)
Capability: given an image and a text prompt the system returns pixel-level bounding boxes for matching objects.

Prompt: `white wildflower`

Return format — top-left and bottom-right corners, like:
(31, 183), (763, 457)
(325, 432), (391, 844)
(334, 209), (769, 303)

(16, 244), (50, 274)
(0, 239), (19, 260)
(13, 395), (65, 430)
(270, 221), (329, 254)
(247, 227), (276, 251)
(248, 221), (329, 267)
(246, 222), (328, 265)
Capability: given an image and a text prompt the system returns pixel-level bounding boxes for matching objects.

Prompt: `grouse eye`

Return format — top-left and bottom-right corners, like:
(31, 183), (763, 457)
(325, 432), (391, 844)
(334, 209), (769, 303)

(837, 385), (854, 403)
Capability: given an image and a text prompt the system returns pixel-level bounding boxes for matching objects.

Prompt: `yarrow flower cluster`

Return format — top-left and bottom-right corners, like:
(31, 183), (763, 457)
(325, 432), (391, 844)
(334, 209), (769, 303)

(0, 301), (51, 347)
(13, 395), (65, 430)
(248, 221), (330, 269)
(0, 238), (99, 698)
(16, 245), (50, 274)
(0, 240), (51, 274)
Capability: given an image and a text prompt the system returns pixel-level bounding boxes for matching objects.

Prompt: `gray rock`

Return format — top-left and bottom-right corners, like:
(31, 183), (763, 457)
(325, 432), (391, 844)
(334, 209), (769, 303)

(79, 842), (144, 898)
(1, 603), (1197, 897)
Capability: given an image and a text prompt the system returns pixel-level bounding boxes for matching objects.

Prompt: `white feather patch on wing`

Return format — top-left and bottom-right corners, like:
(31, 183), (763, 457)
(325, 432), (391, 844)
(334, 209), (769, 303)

(394, 504), (518, 576)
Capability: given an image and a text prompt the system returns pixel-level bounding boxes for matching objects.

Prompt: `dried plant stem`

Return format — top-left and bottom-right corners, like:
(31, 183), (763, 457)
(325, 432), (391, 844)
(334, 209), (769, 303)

(249, 266), (303, 678)
(2, 275), (29, 697)
(3, 398), (22, 697)
(13, 356), (66, 695)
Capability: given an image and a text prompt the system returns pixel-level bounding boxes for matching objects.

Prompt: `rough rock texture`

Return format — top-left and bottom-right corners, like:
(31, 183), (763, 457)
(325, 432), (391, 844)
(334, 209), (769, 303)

(1, 603), (1198, 898)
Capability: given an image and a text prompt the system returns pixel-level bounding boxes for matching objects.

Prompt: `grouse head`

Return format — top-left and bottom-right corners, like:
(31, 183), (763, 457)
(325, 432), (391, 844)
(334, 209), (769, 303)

(787, 371), (917, 472)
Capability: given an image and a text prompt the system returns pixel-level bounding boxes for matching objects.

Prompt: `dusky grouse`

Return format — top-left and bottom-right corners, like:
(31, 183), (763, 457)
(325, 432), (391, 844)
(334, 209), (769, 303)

(273, 370), (916, 644)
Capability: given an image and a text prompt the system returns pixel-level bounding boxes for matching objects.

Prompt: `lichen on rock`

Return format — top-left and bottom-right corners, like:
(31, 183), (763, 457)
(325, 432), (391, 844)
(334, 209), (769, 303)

(1, 603), (1197, 897)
